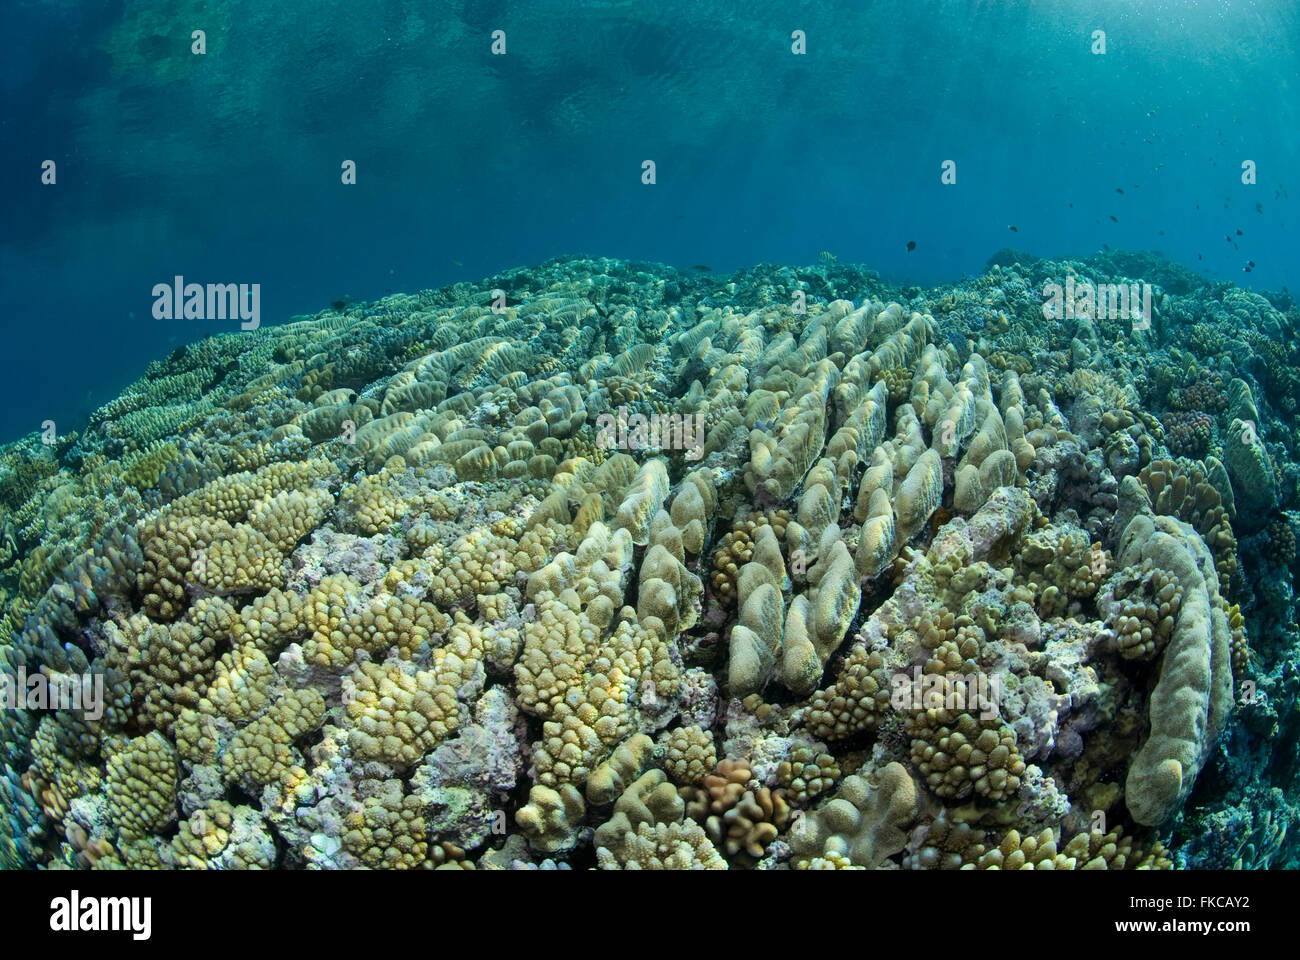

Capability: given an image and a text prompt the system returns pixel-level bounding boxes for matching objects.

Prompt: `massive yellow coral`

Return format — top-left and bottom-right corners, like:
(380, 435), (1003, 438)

(789, 762), (920, 869)
(595, 769), (727, 869)
(299, 575), (449, 668)
(345, 659), (465, 767)
(105, 731), (177, 846)
(222, 688), (325, 791)
(1117, 481), (1234, 827)
(344, 781), (430, 869)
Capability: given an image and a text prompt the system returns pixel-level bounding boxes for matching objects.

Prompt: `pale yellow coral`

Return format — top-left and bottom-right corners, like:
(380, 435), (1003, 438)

(222, 688), (325, 790)
(105, 731), (177, 843)
(345, 659), (463, 767)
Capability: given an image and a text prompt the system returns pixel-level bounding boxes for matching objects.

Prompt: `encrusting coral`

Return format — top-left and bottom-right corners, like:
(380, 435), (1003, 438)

(1, 252), (1295, 870)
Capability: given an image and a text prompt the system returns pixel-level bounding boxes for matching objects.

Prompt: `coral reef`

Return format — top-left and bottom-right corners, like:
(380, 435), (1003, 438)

(2, 252), (1297, 871)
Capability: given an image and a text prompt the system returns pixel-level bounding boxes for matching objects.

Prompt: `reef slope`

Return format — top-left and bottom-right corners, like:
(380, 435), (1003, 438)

(1, 253), (1297, 870)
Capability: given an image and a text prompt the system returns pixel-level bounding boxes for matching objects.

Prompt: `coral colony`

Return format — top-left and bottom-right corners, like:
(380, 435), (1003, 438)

(0, 252), (1296, 870)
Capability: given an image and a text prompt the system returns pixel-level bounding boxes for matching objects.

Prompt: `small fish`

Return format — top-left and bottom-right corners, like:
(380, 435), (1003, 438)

(692, 264), (711, 272)
(1103, 243), (1111, 251)
(1008, 225), (1018, 232)
(1110, 215), (1119, 222)
(1156, 162), (1165, 169)
(1233, 241), (1239, 250)
(1256, 202), (1263, 213)
(1226, 235), (1233, 243)
(1198, 253), (1204, 260)
(1159, 230), (1165, 236)
(451, 258), (463, 267)
(1244, 265), (1252, 273)
(1116, 187), (1124, 194)
(1249, 260), (1256, 268)
(906, 240), (916, 252)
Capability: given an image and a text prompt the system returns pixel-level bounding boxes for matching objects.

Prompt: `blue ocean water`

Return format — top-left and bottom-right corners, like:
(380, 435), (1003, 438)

(0, 0), (1295, 443)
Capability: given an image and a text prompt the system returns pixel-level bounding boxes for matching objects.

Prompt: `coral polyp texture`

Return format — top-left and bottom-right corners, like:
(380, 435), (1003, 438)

(2, 253), (1298, 870)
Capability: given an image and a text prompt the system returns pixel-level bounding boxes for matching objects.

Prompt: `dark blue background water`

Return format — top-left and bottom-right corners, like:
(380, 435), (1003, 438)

(2, 0), (1296, 443)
